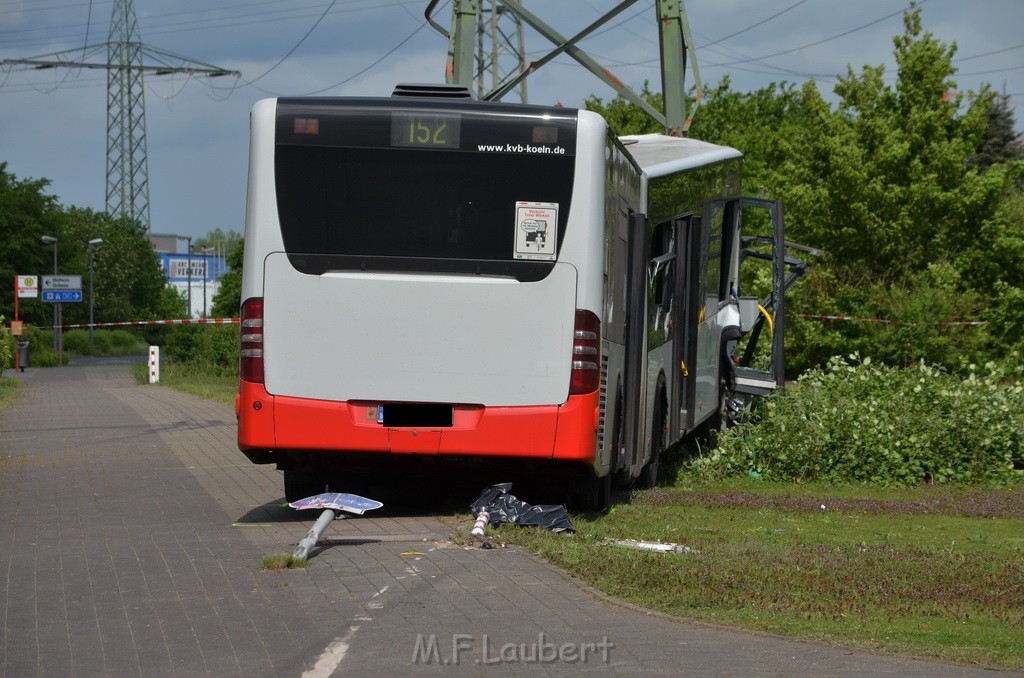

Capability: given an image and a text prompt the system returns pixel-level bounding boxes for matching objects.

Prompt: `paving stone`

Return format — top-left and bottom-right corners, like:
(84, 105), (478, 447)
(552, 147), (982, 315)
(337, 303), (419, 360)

(0, 365), (1010, 677)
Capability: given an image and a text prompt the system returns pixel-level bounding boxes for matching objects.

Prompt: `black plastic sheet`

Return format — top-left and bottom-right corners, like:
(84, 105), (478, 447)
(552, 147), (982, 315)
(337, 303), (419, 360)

(470, 483), (574, 533)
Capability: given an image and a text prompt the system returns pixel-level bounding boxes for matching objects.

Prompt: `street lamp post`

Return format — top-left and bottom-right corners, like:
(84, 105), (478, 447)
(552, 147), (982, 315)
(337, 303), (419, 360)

(176, 235), (193, 317)
(200, 246), (215, 317)
(40, 235), (60, 365)
(88, 238), (104, 348)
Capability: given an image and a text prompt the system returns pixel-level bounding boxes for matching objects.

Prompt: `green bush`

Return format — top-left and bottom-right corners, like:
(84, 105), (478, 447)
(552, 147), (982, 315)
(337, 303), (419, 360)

(162, 324), (239, 377)
(62, 328), (148, 356)
(689, 355), (1024, 486)
(11, 325), (63, 367)
(786, 264), (989, 377)
(0, 316), (12, 372)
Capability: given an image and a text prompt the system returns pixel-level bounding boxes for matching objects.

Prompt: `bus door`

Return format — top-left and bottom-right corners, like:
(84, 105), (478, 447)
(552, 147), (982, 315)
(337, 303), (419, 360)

(728, 198), (786, 395)
(668, 214), (700, 438)
(692, 200), (730, 426)
(731, 198), (818, 396)
(622, 210), (649, 474)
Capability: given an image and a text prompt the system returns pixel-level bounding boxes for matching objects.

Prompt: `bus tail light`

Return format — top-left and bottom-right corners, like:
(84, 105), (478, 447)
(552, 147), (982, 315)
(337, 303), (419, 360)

(570, 309), (601, 395)
(240, 297), (264, 383)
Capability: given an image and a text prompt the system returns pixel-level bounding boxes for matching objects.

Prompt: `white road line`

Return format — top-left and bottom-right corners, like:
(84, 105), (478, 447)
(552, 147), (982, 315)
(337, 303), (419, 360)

(302, 625), (360, 678)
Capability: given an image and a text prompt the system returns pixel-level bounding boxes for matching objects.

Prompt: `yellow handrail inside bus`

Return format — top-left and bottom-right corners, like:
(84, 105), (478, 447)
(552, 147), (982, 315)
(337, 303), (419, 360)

(758, 304), (774, 337)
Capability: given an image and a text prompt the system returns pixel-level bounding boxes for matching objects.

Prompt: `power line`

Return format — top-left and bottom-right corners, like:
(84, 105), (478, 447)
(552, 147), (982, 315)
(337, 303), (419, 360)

(0, 0), (421, 50)
(708, 0), (931, 68)
(957, 64), (1024, 77)
(300, 21), (426, 95)
(954, 42), (1024, 63)
(241, 0), (339, 86)
(699, 0), (810, 50)
(3, 0), (432, 103)
(202, 2), (428, 97)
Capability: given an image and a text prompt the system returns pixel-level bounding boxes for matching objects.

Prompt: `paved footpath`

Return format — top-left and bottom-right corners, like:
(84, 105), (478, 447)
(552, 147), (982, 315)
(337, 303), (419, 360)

(0, 365), (1010, 677)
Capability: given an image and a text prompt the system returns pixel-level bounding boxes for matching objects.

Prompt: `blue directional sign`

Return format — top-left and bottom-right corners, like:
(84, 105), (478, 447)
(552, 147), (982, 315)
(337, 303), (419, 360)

(41, 290), (83, 302)
(289, 492), (383, 515)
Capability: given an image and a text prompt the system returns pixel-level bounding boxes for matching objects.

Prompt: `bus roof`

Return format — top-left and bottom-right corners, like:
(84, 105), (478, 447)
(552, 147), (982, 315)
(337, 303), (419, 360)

(618, 133), (743, 178)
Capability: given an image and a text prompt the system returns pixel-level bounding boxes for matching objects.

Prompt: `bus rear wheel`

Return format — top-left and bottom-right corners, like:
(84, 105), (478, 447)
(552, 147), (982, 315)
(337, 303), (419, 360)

(283, 467), (330, 503)
(570, 471), (611, 512)
(638, 379), (667, 489)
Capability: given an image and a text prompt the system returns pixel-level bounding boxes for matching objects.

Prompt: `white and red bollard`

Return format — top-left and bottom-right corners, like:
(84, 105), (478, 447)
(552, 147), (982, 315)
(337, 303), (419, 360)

(148, 346), (159, 384)
(471, 510), (490, 536)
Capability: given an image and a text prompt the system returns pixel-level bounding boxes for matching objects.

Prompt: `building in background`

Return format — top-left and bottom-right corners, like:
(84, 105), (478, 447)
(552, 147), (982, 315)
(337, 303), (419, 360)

(151, 233), (230, 318)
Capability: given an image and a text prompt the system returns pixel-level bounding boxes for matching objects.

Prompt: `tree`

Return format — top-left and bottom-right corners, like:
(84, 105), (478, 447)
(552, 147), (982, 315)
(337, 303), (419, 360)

(584, 81), (664, 136)
(0, 164), (65, 327)
(0, 164), (184, 331)
(211, 239), (242, 317)
(585, 77), (814, 196)
(970, 94), (1024, 172)
(580, 3), (1024, 373)
(60, 208), (185, 326)
(689, 78), (811, 192)
(777, 4), (1008, 286)
(194, 227), (242, 256)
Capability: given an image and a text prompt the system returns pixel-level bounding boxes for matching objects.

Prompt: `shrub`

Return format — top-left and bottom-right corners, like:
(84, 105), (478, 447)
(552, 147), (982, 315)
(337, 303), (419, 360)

(786, 264), (989, 376)
(62, 328), (148, 356)
(162, 324), (239, 377)
(688, 355), (1024, 486)
(0, 316), (12, 372)
(11, 325), (63, 367)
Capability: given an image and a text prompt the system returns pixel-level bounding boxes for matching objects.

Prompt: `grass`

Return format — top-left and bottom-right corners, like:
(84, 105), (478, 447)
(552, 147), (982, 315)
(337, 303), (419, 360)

(131, 362), (1024, 667)
(0, 375), (20, 413)
(494, 478), (1024, 669)
(130, 361), (237, 405)
(261, 553), (311, 570)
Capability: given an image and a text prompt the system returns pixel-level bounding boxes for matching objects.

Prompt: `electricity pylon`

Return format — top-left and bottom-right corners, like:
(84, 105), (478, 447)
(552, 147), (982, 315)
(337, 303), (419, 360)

(1, 0), (239, 231)
(426, 0), (701, 136)
(475, 2), (527, 103)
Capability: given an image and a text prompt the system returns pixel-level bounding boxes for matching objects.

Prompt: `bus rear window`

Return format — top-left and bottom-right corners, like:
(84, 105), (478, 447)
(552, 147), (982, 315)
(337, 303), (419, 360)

(274, 146), (575, 280)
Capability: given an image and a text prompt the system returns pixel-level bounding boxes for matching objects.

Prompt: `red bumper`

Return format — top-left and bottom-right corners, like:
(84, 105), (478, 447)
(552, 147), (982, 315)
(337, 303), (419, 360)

(236, 381), (599, 462)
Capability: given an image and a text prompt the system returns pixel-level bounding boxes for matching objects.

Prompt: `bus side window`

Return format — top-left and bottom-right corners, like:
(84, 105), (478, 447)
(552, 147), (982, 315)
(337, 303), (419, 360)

(650, 221), (676, 339)
(650, 221), (675, 313)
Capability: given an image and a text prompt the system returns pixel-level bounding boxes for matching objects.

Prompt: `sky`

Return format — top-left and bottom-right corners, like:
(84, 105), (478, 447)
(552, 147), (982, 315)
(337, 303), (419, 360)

(1, 0), (1022, 243)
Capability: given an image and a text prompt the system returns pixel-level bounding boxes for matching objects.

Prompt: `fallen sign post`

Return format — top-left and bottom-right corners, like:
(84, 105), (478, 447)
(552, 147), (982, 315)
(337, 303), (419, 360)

(290, 492), (383, 559)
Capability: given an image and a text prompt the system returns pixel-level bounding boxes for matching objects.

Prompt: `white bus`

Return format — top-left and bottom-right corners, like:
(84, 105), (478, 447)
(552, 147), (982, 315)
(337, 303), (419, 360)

(236, 84), (804, 508)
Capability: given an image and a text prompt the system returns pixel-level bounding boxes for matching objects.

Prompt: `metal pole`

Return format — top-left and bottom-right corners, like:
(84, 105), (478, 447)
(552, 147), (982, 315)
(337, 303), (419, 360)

(89, 249), (95, 347)
(87, 238), (103, 348)
(200, 246), (214, 317)
(52, 243), (58, 355)
(293, 509), (337, 560)
(56, 301), (63, 366)
(186, 237), (192, 317)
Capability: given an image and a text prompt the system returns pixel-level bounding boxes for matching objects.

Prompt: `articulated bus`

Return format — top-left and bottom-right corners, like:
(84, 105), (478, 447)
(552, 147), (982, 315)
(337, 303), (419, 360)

(236, 84), (803, 509)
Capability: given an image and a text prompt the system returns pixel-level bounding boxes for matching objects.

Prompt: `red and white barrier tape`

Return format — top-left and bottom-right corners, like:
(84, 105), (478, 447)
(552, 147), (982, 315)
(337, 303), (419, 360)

(59, 318), (239, 330)
(799, 314), (988, 327)
(33, 314), (990, 331)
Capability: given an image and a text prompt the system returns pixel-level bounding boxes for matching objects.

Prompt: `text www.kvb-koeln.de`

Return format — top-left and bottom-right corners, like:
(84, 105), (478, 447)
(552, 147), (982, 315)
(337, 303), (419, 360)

(477, 143), (566, 154)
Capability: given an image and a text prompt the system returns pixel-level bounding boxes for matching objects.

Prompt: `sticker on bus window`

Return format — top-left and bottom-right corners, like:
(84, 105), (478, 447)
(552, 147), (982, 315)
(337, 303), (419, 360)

(514, 202), (558, 261)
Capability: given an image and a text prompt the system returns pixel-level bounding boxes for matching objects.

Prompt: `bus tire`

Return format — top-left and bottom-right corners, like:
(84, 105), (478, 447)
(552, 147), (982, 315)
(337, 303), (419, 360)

(638, 377), (667, 489)
(610, 383), (630, 488)
(283, 467), (329, 503)
(570, 471), (611, 512)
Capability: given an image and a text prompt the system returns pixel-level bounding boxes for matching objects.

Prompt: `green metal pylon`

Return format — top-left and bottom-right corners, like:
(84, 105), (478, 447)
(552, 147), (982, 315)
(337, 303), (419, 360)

(107, 0), (150, 229)
(1, 0), (239, 231)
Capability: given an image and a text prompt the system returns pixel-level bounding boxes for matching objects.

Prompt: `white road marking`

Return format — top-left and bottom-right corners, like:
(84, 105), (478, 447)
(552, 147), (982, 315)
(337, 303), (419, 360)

(302, 625), (360, 678)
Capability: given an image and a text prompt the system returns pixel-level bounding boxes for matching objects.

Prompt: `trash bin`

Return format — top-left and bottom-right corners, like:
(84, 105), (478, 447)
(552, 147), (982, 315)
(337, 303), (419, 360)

(17, 341), (29, 372)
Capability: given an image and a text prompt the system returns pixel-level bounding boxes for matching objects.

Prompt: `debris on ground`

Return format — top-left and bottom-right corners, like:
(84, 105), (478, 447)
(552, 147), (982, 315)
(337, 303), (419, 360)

(470, 482), (575, 534)
(603, 539), (698, 555)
